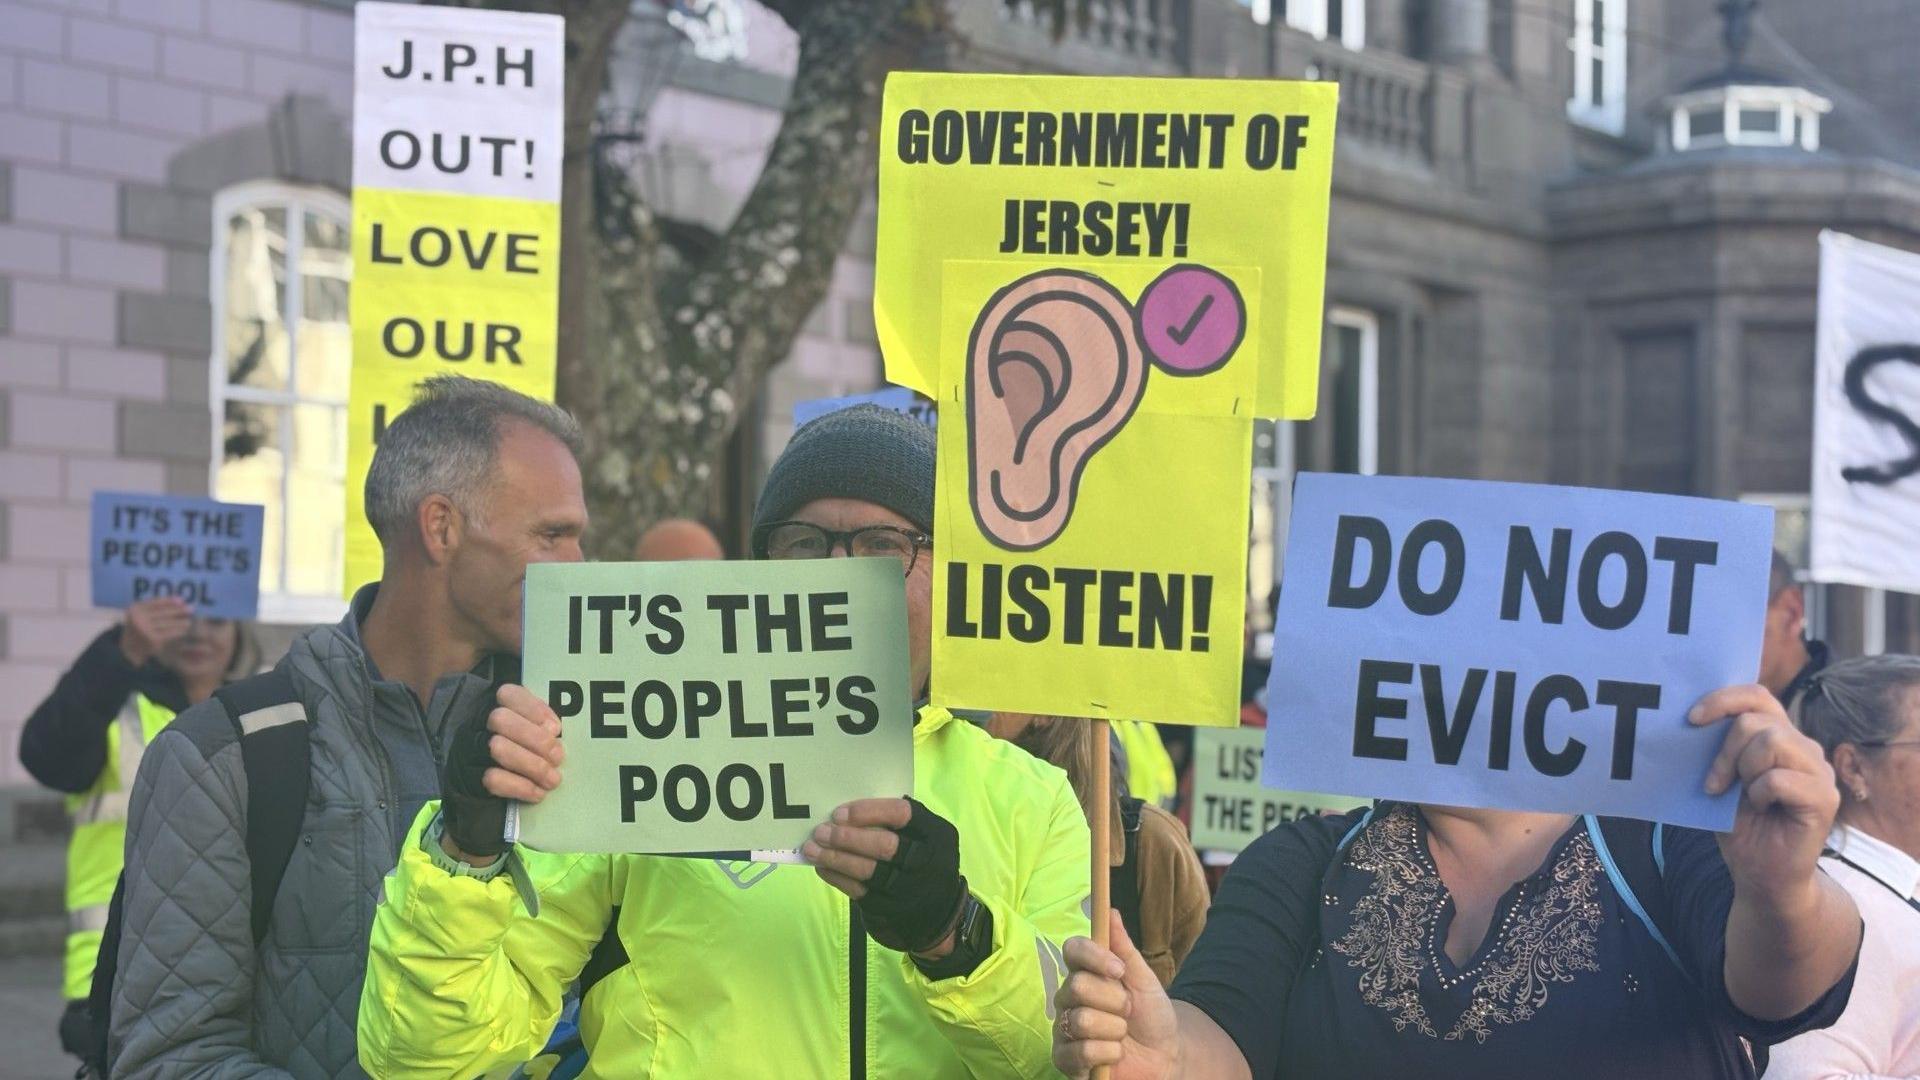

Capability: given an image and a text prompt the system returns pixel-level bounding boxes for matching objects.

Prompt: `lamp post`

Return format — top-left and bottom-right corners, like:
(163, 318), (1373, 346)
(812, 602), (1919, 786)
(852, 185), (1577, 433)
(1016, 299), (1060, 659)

(1718, 0), (1758, 71)
(593, 2), (689, 175)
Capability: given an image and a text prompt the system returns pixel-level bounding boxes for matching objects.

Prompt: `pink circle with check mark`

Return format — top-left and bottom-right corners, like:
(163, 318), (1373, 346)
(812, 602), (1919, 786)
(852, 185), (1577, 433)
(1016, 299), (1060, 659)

(1136, 265), (1246, 377)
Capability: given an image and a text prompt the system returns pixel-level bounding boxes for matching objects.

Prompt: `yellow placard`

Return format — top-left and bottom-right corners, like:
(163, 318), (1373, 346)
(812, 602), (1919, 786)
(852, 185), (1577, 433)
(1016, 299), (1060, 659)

(343, 188), (560, 592)
(876, 73), (1336, 418)
(876, 73), (1337, 727)
(1189, 725), (1366, 852)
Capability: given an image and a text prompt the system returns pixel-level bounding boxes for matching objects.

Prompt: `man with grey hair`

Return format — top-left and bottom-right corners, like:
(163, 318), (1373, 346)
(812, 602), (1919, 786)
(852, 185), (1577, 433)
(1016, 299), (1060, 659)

(110, 375), (587, 1079)
(1761, 549), (1830, 714)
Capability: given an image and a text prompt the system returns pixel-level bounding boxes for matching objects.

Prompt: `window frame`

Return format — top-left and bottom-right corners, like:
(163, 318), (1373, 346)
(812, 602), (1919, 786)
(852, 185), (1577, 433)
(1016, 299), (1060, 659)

(1668, 85), (1829, 152)
(1247, 0), (1365, 50)
(1739, 491), (1901, 653)
(207, 180), (353, 626)
(1567, 0), (1628, 135)
(1327, 304), (1380, 477)
(1276, 305), (1381, 482)
(1254, 305), (1382, 621)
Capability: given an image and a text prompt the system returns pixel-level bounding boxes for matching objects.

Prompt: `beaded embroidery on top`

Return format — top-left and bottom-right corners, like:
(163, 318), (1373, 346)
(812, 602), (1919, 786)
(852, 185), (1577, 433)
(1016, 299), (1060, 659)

(1328, 805), (1606, 1043)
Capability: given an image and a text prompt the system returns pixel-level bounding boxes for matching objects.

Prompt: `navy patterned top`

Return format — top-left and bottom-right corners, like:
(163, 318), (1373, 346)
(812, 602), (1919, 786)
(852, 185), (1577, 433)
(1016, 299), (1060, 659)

(1171, 803), (1858, 1079)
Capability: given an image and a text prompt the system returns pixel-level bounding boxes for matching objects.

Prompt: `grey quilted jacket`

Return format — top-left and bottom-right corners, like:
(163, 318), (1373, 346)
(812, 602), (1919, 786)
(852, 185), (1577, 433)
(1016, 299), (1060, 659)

(110, 586), (509, 1079)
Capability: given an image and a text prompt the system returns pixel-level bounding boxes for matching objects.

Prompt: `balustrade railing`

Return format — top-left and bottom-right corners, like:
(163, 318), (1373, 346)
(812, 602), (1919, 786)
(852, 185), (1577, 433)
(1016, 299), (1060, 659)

(999, 0), (1185, 64)
(1305, 42), (1431, 161)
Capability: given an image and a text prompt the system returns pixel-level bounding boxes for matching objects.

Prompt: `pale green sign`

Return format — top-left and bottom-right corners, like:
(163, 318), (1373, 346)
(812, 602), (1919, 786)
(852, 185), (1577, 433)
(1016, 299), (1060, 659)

(1189, 725), (1365, 853)
(508, 558), (914, 854)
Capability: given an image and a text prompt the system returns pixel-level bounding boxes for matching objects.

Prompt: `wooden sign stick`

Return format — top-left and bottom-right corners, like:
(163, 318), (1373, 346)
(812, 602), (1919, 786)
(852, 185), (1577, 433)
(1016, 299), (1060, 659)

(1090, 716), (1113, 1080)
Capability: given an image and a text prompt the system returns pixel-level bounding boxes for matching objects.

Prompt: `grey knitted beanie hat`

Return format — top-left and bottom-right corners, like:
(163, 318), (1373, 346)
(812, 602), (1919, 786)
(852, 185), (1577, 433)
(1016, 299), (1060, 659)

(752, 403), (936, 533)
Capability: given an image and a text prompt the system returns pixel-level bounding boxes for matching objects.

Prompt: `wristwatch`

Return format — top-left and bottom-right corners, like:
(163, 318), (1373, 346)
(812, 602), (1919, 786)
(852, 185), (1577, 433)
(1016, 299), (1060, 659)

(912, 891), (995, 980)
(424, 812), (509, 882)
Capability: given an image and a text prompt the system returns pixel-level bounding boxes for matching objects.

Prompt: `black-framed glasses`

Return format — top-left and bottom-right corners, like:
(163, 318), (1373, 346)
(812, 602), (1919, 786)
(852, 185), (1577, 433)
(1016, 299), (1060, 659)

(751, 521), (931, 576)
(1857, 739), (1920, 752)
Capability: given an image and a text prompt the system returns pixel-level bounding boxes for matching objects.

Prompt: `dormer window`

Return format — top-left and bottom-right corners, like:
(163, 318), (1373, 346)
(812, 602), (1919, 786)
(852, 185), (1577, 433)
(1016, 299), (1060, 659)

(1669, 83), (1830, 151)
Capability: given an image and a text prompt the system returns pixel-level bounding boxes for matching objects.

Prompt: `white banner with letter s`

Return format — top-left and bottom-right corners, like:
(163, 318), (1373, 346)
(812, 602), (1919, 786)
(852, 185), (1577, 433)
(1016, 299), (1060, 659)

(1811, 231), (1920, 595)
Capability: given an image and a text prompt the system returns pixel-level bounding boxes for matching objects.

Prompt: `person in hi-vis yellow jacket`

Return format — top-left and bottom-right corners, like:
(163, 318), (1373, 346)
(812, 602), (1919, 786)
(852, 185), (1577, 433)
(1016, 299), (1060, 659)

(19, 597), (256, 1073)
(359, 405), (1091, 1079)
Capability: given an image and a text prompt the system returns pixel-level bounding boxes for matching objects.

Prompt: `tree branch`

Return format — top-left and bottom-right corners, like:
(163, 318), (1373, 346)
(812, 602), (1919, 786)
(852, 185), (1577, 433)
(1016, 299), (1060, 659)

(434, 0), (946, 558)
(668, 0), (944, 429)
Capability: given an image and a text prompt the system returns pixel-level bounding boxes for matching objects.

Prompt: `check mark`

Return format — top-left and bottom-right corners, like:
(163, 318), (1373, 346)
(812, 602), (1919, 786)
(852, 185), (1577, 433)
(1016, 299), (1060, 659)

(1165, 293), (1215, 346)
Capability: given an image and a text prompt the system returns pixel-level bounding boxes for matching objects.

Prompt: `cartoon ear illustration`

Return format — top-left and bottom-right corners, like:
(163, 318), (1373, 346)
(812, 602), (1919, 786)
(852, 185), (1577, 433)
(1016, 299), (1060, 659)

(967, 269), (1150, 551)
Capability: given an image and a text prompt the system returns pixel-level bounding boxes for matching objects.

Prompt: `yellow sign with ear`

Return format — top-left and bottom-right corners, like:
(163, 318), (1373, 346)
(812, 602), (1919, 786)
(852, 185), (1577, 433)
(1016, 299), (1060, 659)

(875, 73), (1338, 727)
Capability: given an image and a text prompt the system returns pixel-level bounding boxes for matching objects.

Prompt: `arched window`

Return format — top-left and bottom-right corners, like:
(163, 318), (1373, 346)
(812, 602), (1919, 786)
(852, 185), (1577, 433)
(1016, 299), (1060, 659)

(209, 182), (352, 623)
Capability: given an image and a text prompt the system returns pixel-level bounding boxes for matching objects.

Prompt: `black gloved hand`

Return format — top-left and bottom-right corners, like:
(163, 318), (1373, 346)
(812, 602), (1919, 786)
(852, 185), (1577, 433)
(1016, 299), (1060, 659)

(855, 797), (967, 954)
(58, 998), (97, 1063)
(439, 699), (509, 858)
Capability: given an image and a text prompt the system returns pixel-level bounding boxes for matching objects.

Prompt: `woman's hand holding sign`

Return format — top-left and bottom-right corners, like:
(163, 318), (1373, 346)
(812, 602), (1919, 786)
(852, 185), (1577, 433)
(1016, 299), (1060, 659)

(440, 683), (566, 864)
(1692, 683), (1837, 891)
(1054, 911), (1263, 1080)
(120, 596), (195, 666)
(1688, 683), (1861, 1022)
(1052, 912), (1187, 1080)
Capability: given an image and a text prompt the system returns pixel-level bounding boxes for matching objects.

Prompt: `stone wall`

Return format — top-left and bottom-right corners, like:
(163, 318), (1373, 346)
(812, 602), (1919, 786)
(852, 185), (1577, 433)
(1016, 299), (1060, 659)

(0, 0), (353, 789)
(0, 0), (891, 789)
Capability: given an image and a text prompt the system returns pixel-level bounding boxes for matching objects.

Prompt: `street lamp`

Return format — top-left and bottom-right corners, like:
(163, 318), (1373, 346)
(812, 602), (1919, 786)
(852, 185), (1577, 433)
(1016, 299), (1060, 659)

(594, 1), (689, 174)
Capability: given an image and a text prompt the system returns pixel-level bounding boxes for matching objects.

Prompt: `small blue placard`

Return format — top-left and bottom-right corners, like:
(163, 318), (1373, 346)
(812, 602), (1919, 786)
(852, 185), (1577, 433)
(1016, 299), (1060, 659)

(1264, 473), (1772, 832)
(793, 387), (936, 429)
(90, 492), (265, 620)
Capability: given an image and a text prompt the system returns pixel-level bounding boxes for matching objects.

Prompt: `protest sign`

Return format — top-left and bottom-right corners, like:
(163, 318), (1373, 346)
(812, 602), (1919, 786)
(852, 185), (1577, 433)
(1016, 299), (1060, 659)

(793, 387), (937, 429)
(343, 2), (564, 594)
(1265, 473), (1772, 832)
(875, 73), (1338, 727)
(90, 492), (264, 620)
(1189, 725), (1364, 853)
(508, 558), (914, 854)
(1811, 230), (1920, 595)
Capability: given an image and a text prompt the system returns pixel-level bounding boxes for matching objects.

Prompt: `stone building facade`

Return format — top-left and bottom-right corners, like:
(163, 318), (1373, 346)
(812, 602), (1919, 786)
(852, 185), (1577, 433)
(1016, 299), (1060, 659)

(2, 0), (1919, 819)
(0, 0), (890, 798)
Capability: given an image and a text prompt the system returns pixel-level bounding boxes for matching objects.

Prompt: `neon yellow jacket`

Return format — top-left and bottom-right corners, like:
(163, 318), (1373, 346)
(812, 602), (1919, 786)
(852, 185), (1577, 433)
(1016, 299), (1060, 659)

(1113, 719), (1177, 808)
(359, 706), (1090, 1079)
(64, 693), (174, 1000)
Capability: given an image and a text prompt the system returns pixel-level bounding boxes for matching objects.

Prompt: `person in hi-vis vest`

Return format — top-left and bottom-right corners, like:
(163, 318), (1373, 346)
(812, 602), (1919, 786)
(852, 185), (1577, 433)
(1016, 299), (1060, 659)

(19, 595), (257, 1073)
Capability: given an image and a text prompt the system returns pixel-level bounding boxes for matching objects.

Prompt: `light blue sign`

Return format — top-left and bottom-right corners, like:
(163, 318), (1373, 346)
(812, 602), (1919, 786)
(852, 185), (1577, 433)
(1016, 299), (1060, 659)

(793, 387), (936, 429)
(91, 492), (265, 620)
(1264, 473), (1772, 831)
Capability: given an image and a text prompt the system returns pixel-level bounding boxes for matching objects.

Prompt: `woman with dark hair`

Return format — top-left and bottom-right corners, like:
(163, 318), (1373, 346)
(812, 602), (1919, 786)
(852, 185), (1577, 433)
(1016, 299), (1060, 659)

(989, 713), (1211, 986)
(1051, 683), (1862, 1080)
(1771, 655), (1920, 1078)
(20, 596), (259, 1073)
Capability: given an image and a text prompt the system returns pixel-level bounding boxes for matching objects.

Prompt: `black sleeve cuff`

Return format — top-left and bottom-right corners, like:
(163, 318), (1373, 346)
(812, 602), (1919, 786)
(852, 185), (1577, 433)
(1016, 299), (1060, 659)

(910, 895), (994, 981)
(78, 626), (140, 681)
(1720, 942), (1863, 1045)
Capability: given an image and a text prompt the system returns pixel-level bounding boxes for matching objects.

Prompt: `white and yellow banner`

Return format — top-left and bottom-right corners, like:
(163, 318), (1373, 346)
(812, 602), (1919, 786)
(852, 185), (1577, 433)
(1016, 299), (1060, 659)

(345, 2), (564, 593)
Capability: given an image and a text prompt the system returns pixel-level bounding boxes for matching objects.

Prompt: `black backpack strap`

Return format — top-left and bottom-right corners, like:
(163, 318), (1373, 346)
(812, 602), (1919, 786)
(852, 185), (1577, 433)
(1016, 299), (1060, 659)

(84, 875), (126, 1076)
(1112, 798), (1147, 949)
(211, 668), (310, 944)
(85, 669), (307, 1074)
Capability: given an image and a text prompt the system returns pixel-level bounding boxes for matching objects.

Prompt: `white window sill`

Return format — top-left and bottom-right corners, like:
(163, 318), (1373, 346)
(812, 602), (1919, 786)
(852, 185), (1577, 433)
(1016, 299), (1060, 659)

(258, 592), (351, 626)
(1567, 106), (1627, 138)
